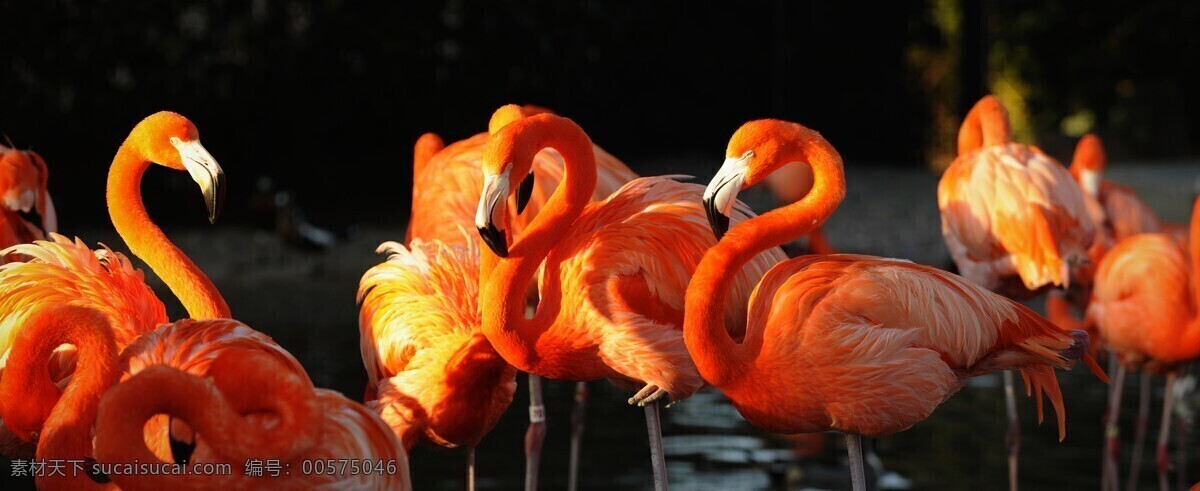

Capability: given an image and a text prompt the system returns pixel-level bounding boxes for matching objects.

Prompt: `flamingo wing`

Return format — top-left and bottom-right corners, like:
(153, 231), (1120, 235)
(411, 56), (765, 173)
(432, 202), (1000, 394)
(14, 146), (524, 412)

(1100, 182), (1161, 240)
(0, 234), (168, 371)
(357, 237), (516, 448)
(747, 254), (1086, 437)
(938, 144), (1094, 290)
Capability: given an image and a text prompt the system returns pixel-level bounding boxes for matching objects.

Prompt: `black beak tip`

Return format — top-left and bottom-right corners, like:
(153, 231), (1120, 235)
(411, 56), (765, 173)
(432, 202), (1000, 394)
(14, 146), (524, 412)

(703, 197), (730, 241)
(205, 172), (226, 224)
(477, 224), (509, 258)
(515, 170), (535, 215)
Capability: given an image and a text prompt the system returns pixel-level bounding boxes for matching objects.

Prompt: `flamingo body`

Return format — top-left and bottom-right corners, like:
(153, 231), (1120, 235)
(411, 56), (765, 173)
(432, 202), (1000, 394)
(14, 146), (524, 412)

(1088, 233), (1195, 368)
(358, 237), (516, 449)
(939, 143), (1093, 292)
(725, 254), (1081, 438)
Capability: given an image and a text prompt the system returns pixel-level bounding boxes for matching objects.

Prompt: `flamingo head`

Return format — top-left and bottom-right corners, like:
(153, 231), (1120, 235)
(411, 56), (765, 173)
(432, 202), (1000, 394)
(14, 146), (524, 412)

(0, 148), (51, 234)
(1070, 133), (1106, 197)
(476, 113), (585, 257)
(0, 366), (58, 444)
(134, 112), (226, 223)
(705, 119), (833, 239)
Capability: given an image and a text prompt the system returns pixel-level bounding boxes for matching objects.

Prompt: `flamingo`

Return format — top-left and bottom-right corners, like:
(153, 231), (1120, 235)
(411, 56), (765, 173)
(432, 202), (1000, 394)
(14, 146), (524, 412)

(688, 118), (1106, 491)
(473, 113), (786, 490)
(0, 305), (117, 490)
(0, 142), (56, 260)
(1070, 134), (1160, 245)
(937, 95), (1095, 488)
(399, 104), (637, 489)
(358, 235), (516, 489)
(95, 349), (410, 490)
(0, 111), (226, 456)
(1087, 196), (1200, 491)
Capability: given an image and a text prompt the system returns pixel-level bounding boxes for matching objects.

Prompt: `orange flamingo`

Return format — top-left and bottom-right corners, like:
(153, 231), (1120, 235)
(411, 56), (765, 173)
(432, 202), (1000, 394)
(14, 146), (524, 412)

(1070, 134), (1160, 244)
(1087, 196), (1200, 491)
(763, 159), (837, 255)
(474, 114), (786, 489)
(688, 118), (1106, 491)
(400, 104), (637, 489)
(1, 273), (311, 485)
(95, 349), (410, 490)
(0, 111), (226, 456)
(0, 305), (118, 490)
(0, 142), (56, 260)
(358, 235), (516, 489)
(938, 95), (1095, 488)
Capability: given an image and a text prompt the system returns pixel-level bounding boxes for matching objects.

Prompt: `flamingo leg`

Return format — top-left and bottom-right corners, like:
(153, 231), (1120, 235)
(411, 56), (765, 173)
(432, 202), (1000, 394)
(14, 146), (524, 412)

(525, 374), (546, 491)
(845, 433), (867, 491)
(643, 399), (669, 491)
(1156, 372), (1177, 491)
(1002, 370), (1020, 491)
(567, 381), (589, 491)
(1126, 370), (1152, 491)
(1104, 365), (1128, 491)
(466, 446), (476, 491)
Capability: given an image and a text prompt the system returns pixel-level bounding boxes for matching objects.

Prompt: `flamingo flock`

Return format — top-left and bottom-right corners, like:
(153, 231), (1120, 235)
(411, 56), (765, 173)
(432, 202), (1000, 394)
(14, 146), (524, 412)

(0, 94), (1194, 491)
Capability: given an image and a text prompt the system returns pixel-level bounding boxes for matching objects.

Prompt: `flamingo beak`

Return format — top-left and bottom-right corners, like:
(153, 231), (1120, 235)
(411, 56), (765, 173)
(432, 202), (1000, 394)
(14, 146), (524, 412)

(476, 167), (511, 257)
(515, 169), (535, 214)
(702, 152), (751, 240)
(173, 138), (226, 224)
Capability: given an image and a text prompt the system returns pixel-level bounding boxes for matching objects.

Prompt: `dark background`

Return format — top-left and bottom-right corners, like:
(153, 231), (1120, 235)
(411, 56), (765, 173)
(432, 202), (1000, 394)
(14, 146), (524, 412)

(2, 0), (1198, 231)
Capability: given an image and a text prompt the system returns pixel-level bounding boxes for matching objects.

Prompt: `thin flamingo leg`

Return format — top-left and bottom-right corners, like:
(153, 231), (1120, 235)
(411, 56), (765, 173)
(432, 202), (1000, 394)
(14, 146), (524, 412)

(1157, 373), (1177, 491)
(466, 446), (476, 491)
(1002, 370), (1020, 491)
(1127, 371), (1152, 491)
(567, 381), (589, 491)
(1104, 365), (1128, 491)
(644, 399), (669, 491)
(846, 433), (867, 491)
(525, 374), (546, 491)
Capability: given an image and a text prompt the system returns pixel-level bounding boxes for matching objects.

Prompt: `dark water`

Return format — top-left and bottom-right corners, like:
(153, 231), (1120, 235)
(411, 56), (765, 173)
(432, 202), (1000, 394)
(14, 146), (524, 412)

(2, 163), (1198, 490)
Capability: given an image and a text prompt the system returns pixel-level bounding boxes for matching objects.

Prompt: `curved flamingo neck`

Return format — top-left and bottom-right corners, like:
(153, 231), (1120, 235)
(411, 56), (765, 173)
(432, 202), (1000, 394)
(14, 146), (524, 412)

(94, 351), (319, 489)
(0, 306), (118, 490)
(685, 131), (846, 387)
(480, 118), (596, 372)
(107, 141), (229, 320)
(957, 95), (1013, 155)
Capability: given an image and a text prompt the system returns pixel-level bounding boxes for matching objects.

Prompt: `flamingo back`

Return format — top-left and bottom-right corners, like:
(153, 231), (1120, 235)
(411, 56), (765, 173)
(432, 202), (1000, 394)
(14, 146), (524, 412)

(358, 237), (516, 449)
(1100, 182), (1161, 240)
(1088, 233), (1194, 366)
(938, 144), (1094, 291)
(737, 254), (1082, 438)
